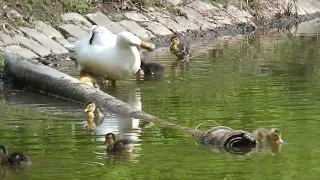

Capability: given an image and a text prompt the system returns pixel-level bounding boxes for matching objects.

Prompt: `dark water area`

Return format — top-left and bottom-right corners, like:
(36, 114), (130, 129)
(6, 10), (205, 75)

(1, 24), (320, 179)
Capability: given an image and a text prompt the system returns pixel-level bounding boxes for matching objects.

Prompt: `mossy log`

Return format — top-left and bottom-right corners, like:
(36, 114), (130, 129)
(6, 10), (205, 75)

(4, 53), (257, 154)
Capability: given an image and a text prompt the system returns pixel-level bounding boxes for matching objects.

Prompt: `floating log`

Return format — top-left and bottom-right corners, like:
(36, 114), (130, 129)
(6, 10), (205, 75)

(4, 53), (257, 155)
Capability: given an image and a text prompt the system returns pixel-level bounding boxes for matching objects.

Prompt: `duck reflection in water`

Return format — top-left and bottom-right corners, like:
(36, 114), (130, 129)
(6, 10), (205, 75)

(86, 88), (150, 165)
(171, 60), (190, 77)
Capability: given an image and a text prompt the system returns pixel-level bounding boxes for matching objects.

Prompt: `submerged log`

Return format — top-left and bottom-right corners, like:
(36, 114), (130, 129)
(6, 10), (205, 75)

(4, 53), (257, 155)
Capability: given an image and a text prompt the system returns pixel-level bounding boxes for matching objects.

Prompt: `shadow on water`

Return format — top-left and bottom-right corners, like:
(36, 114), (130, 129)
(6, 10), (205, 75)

(2, 26), (320, 179)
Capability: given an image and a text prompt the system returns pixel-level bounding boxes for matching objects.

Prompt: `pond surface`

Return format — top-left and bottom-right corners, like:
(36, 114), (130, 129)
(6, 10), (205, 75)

(1, 27), (320, 180)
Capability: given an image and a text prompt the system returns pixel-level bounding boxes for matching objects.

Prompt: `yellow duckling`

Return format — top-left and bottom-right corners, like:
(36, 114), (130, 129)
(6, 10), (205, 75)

(84, 101), (104, 130)
(84, 101), (104, 118)
(170, 36), (191, 60)
(79, 71), (100, 89)
(104, 133), (135, 153)
(251, 128), (284, 144)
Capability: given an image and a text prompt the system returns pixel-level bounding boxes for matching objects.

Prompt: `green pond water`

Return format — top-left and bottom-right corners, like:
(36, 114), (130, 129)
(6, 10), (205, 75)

(1, 28), (320, 180)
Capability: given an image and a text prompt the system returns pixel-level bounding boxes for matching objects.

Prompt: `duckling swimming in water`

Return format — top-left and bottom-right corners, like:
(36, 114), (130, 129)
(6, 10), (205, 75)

(84, 101), (104, 130)
(170, 36), (191, 60)
(104, 133), (135, 153)
(251, 128), (284, 144)
(84, 101), (104, 118)
(138, 60), (165, 76)
(0, 145), (31, 166)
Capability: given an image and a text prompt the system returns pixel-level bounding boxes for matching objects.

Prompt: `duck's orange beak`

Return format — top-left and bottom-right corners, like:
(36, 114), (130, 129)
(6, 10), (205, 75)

(84, 109), (88, 112)
(140, 41), (155, 51)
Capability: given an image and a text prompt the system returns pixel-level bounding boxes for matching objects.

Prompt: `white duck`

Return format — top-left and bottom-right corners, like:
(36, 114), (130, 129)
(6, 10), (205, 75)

(71, 26), (155, 86)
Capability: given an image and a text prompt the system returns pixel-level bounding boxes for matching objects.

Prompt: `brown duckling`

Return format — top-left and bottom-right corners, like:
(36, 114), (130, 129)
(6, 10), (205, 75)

(0, 145), (31, 166)
(251, 128), (284, 144)
(170, 36), (191, 60)
(84, 101), (104, 118)
(104, 133), (135, 153)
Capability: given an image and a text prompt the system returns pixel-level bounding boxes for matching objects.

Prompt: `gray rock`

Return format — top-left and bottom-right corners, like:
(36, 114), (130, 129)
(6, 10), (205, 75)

(107, 23), (128, 34)
(3, 45), (39, 59)
(145, 11), (171, 20)
(34, 21), (64, 39)
(165, 0), (181, 6)
(14, 35), (51, 57)
(140, 21), (173, 36)
(86, 12), (127, 34)
(175, 16), (198, 30)
(178, 6), (217, 30)
(0, 31), (17, 46)
(56, 38), (73, 48)
(123, 12), (150, 21)
(120, 20), (155, 40)
(58, 24), (88, 39)
(222, 5), (252, 23)
(61, 12), (92, 27)
(66, 37), (78, 43)
(187, 0), (217, 12)
(157, 17), (187, 33)
(20, 27), (69, 54)
(7, 9), (22, 19)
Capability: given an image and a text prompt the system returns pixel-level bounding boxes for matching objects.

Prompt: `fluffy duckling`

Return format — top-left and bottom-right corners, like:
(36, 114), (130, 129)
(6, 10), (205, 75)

(84, 101), (104, 118)
(104, 133), (135, 153)
(170, 36), (191, 60)
(0, 145), (31, 166)
(251, 128), (284, 144)
(79, 71), (100, 89)
(84, 102), (105, 130)
(139, 60), (165, 76)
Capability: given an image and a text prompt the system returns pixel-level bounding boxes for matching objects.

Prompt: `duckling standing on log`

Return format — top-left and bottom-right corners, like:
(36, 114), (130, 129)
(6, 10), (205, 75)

(104, 133), (135, 153)
(251, 128), (284, 144)
(0, 145), (31, 166)
(84, 101), (104, 130)
(170, 36), (191, 60)
(73, 26), (155, 87)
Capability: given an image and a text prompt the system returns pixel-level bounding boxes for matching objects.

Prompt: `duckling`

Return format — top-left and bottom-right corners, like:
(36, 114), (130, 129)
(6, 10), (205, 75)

(140, 60), (165, 75)
(104, 133), (135, 153)
(84, 101), (104, 118)
(170, 36), (191, 60)
(79, 72), (100, 89)
(0, 145), (31, 166)
(251, 128), (284, 144)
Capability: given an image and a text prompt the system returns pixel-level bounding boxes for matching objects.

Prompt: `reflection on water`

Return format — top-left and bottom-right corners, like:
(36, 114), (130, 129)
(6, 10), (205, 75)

(2, 27), (320, 179)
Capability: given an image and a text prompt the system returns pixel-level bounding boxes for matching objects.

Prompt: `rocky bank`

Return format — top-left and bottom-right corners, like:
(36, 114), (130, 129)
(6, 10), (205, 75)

(0, 0), (320, 62)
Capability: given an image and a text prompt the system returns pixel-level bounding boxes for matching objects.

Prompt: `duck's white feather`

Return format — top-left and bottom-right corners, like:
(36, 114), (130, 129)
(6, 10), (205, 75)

(74, 27), (142, 80)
